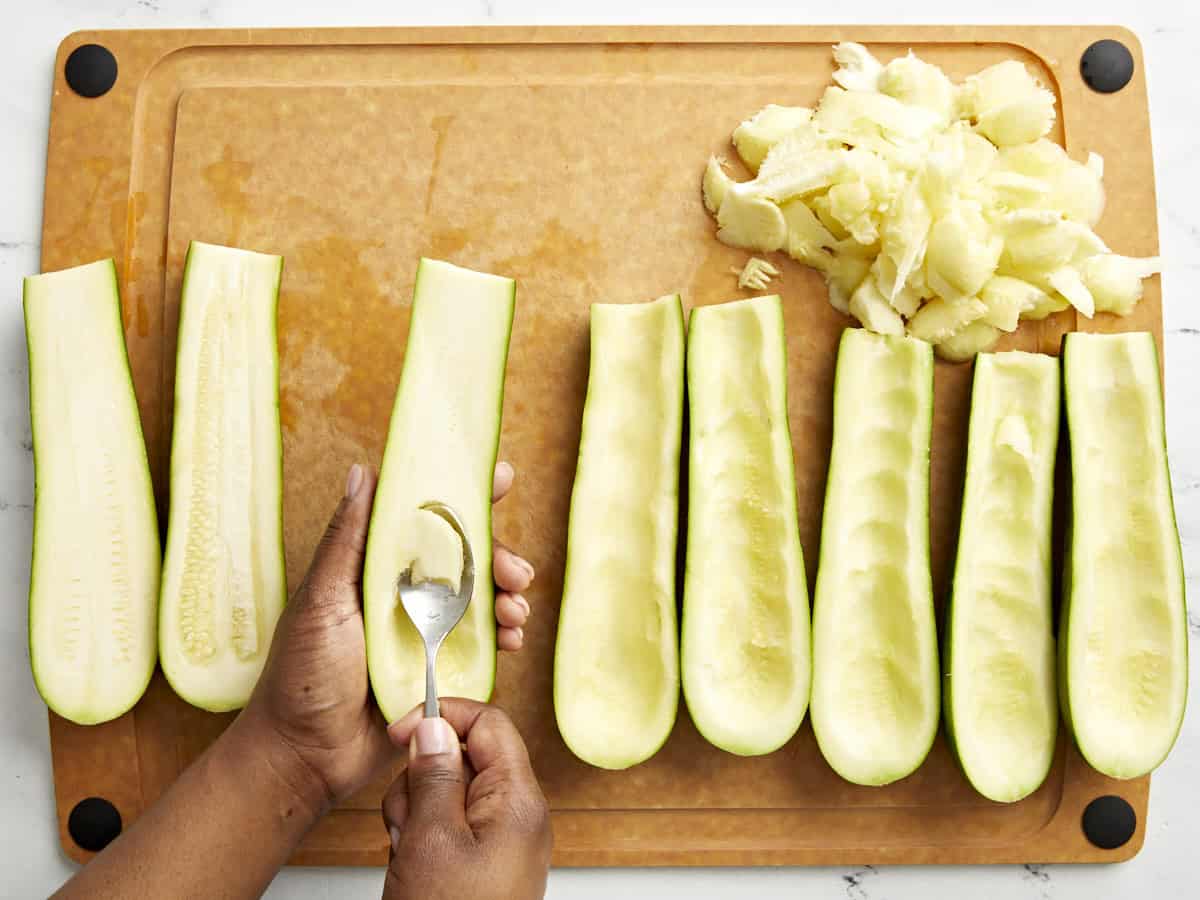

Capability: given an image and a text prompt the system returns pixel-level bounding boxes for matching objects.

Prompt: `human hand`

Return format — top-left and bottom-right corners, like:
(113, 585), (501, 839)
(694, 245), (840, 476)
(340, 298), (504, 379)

(239, 462), (536, 808)
(381, 699), (552, 900)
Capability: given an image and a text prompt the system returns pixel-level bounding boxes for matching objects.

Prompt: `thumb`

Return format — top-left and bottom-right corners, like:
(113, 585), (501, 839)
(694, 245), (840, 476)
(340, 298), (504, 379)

(394, 718), (468, 833)
(300, 463), (377, 603)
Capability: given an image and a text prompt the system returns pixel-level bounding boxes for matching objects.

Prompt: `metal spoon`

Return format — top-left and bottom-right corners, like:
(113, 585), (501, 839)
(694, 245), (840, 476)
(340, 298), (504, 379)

(396, 501), (476, 719)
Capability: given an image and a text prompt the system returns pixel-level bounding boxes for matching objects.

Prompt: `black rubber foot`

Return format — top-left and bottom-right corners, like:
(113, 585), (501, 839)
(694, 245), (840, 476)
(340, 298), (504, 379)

(1082, 795), (1137, 850)
(68, 796), (123, 852)
(1081, 40), (1135, 94)
(64, 44), (118, 98)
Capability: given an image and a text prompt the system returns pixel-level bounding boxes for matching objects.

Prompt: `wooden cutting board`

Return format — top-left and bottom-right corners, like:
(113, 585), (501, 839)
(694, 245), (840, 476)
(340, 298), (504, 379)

(40, 24), (1162, 867)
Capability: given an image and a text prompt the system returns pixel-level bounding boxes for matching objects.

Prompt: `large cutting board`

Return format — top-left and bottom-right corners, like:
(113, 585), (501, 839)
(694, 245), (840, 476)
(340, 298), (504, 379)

(40, 25), (1161, 866)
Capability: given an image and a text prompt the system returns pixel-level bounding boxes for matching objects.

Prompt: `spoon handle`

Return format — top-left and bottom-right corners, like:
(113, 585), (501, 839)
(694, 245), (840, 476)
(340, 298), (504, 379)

(423, 644), (439, 719)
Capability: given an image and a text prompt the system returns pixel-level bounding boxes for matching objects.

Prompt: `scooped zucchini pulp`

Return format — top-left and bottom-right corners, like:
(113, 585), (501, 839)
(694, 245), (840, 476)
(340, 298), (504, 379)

(811, 328), (938, 786)
(159, 242), (287, 713)
(554, 295), (684, 769)
(1061, 332), (1187, 779)
(944, 351), (1060, 802)
(25, 259), (160, 725)
(702, 44), (1162, 361)
(365, 259), (515, 723)
(682, 295), (811, 756)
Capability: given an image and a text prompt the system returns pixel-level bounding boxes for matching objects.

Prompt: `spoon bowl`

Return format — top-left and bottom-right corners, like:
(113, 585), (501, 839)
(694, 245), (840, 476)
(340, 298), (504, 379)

(396, 501), (475, 718)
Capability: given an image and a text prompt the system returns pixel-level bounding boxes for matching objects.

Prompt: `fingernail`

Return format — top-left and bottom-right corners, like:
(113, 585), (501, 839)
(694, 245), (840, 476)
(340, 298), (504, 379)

(345, 463), (363, 499)
(514, 626), (524, 643)
(389, 826), (401, 853)
(413, 717), (451, 756)
(514, 594), (531, 616)
(516, 556), (536, 582)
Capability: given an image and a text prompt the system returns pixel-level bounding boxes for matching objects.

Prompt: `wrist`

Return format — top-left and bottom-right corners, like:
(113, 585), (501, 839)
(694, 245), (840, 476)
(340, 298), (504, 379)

(221, 710), (334, 828)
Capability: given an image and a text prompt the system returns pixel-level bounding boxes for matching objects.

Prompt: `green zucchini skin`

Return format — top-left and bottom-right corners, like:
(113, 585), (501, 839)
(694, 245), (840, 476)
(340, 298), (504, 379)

(554, 295), (684, 770)
(1060, 331), (1187, 779)
(943, 351), (1060, 803)
(811, 328), (938, 787)
(25, 258), (161, 725)
(681, 294), (811, 757)
(364, 259), (515, 724)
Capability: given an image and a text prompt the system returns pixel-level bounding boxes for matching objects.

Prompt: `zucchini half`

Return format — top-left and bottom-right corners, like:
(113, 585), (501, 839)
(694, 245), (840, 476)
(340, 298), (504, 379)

(25, 259), (160, 724)
(681, 295), (811, 756)
(811, 328), (938, 786)
(944, 351), (1060, 802)
(554, 295), (684, 770)
(159, 242), (286, 712)
(365, 259), (515, 723)
(1061, 331), (1187, 779)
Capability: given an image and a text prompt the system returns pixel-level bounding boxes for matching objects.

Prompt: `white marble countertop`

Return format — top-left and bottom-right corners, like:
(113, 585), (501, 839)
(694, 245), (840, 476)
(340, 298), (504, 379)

(3, 2), (1196, 897)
